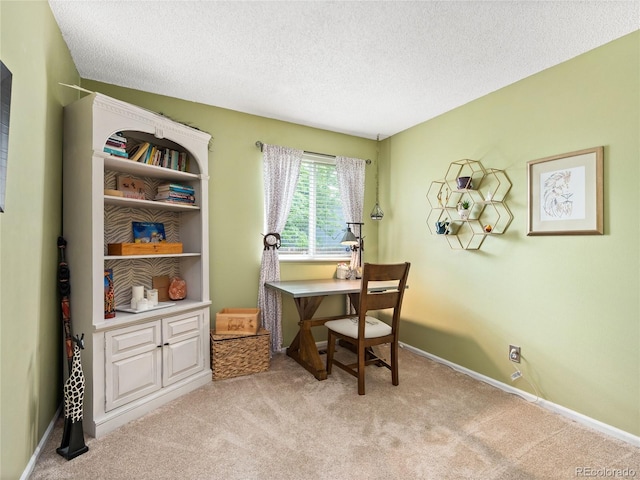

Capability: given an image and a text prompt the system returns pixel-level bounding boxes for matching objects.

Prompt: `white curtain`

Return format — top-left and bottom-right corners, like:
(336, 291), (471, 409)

(336, 156), (366, 270)
(257, 144), (303, 353)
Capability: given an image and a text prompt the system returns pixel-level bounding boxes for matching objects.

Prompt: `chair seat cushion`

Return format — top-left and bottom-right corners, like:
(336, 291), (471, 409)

(325, 316), (392, 339)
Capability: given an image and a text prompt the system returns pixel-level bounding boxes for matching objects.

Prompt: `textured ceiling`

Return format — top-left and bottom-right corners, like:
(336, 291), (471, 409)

(48, 1), (639, 140)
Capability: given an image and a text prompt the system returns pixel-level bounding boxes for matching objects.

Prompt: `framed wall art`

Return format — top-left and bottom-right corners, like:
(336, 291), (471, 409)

(527, 146), (603, 236)
(0, 60), (12, 213)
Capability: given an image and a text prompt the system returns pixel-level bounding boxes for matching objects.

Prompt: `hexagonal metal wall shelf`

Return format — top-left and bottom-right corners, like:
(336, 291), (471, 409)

(428, 160), (512, 250)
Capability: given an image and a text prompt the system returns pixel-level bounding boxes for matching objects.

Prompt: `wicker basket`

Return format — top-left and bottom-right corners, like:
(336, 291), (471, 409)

(210, 329), (270, 380)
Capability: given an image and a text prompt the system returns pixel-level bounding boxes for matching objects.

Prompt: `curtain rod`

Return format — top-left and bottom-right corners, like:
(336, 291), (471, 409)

(255, 141), (370, 164)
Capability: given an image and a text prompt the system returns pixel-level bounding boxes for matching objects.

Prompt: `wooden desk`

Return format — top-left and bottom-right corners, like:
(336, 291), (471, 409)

(264, 278), (400, 380)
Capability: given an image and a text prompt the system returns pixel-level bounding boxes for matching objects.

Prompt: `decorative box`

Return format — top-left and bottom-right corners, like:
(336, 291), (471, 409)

(215, 308), (260, 335)
(107, 242), (183, 255)
(210, 329), (270, 380)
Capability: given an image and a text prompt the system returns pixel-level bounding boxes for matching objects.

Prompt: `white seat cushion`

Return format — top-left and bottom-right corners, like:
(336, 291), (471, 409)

(325, 316), (392, 339)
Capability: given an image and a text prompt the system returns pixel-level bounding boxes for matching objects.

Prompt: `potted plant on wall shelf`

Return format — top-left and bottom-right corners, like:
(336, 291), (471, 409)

(457, 200), (471, 220)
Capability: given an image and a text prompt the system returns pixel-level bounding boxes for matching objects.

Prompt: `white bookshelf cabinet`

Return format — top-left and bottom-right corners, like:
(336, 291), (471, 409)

(62, 93), (212, 438)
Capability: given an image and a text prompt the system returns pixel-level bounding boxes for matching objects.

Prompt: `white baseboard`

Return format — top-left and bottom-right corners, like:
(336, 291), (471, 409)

(399, 342), (640, 448)
(20, 404), (62, 480)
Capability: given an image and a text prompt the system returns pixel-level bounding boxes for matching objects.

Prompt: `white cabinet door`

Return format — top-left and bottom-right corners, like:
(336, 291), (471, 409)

(105, 321), (162, 412)
(162, 311), (205, 386)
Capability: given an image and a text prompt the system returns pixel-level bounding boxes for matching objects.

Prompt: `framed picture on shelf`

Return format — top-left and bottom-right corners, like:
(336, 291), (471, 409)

(527, 146), (603, 236)
(117, 175), (145, 200)
(132, 221), (166, 243)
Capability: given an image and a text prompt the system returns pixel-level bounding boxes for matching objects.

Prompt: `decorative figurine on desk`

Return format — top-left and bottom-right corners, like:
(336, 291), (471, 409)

(57, 333), (89, 460)
(336, 263), (349, 280)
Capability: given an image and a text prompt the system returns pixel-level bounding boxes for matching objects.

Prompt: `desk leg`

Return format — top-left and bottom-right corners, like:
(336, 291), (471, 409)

(286, 296), (328, 380)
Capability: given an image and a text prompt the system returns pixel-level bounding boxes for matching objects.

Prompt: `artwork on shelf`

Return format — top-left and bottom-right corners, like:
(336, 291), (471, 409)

(116, 175), (145, 200)
(527, 146), (603, 236)
(132, 222), (166, 243)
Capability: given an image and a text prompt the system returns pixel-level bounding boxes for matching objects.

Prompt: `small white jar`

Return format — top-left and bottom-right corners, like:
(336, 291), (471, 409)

(336, 264), (348, 280)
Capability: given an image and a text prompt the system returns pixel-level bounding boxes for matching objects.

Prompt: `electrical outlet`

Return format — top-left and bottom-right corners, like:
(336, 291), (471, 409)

(509, 345), (521, 363)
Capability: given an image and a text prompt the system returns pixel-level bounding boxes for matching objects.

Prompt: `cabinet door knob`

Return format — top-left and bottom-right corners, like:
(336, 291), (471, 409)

(163, 342), (170, 346)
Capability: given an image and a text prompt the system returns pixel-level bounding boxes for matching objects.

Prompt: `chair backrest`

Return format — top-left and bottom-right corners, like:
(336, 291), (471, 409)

(357, 262), (410, 334)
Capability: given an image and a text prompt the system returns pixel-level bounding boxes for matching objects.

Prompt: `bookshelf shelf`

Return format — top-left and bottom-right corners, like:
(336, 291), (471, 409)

(103, 155), (201, 181)
(103, 195), (200, 211)
(104, 253), (201, 261)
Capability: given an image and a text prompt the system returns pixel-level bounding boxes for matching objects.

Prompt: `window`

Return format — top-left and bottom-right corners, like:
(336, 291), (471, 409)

(279, 155), (349, 259)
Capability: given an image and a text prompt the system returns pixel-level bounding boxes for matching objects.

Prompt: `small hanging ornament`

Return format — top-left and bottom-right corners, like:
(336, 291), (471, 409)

(370, 134), (384, 221)
(370, 202), (384, 221)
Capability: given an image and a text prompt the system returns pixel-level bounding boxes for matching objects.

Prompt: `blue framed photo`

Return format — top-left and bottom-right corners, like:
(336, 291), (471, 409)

(132, 222), (166, 243)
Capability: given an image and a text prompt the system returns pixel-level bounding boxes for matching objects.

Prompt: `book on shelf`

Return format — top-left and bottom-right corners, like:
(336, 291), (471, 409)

(104, 133), (128, 158)
(157, 183), (195, 194)
(143, 146), (155, 165)
(127, 142), (150, 162)
(118, 138), (188, 171)
(156, 187), (195, 195)
(104, 146), (128, 158)
(178, 152), (188, 171)
(105, 145), (126, 153)
(155, 198), (197, 206)
(155, 192), (195, 203)
(150, 147), (161, 166)
(171, 150), (179, 170)
(109, 132), (127, 143)
(106, 139), (126, 149)
(155, 182), (196, 205)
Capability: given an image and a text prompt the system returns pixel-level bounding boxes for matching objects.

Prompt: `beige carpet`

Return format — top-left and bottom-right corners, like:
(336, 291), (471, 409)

(30, 347), (639, 479)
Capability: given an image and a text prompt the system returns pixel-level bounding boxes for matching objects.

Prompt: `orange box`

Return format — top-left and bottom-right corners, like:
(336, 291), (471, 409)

(215, 308), (260, 335)
(107, 242), (183, 255)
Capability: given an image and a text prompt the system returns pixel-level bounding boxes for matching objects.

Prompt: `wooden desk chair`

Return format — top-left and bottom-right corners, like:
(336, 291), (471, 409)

(325, 262), (410, 395)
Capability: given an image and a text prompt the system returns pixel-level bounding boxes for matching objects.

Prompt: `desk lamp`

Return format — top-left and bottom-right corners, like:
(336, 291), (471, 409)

(341, 222), (363, 274)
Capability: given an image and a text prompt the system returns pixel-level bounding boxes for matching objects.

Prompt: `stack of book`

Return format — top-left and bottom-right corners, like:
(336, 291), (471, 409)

(155, 183), (195, 205)
(126, 142), (188, 171)
(103, 132), (128, 158)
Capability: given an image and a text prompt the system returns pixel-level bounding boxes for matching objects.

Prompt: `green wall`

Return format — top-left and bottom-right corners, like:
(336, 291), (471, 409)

(378, 31), (639, 436)
(0, 1), (79, 478)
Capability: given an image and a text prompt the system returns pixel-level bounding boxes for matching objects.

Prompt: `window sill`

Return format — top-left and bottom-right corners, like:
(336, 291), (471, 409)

(278, 255), (351, 263)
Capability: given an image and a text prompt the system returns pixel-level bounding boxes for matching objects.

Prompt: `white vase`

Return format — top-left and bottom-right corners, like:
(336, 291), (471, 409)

(458, 209), (470, 220)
